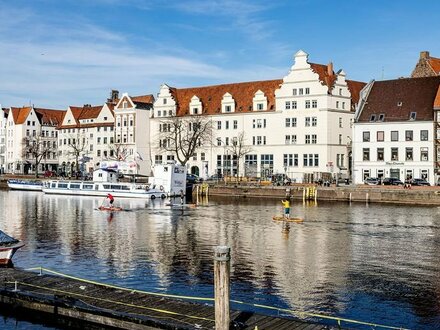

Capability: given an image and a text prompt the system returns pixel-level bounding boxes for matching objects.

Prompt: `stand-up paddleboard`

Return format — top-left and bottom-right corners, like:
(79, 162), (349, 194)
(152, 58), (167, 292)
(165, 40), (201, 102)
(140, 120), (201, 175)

(98, 206), (123, 211)
(272, 215), (304, 222)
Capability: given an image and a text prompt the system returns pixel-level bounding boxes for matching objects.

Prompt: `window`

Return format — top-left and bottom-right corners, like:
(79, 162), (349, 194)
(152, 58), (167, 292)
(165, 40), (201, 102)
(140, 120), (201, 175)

(97, 137), (101, 144)
(370, 114), (376, 122)
(97, 150), (101, 157)
(299, 88), (303, 95)
(155, 155), (163, 164)
(336, 101), (339, 109)
(257, 103), (264, 110)
(410, 112), (417, 120)
(217, 138), (222, 146)
(285, 118), (290, 127)
(217, 121), (222, 130)
(405, 130), (413, 141)
(305, 117), (311, 127)
(339, 88), (342, 96)
(312, 117), (317, 126)
(285, 135), (297, 144)
(311, 134), (317, 144)
(283, 154), (298, 167)
(163, 98), (167, 105)
(225, 105), (231, 113)
(363, 132), (370, 142)
(292, 89), (297, 96)
(421, 147), (428, 161)
(406, 148), (413, 161)
(305, 87), (310, 95)
(305, 100), (311, 109)
(233, 120), (238, 129)
(391, 131), (399, 141)
(285, 101), (291, 110)
(225, 121), (229, 129)
(292, 101), (297, 109)
(339, 117), (342, 128)
(193, 107), (199, 114)
(339, 134), (342, 145)
(292, 118), (297, 127)
(391, 148), (399, 161)
(312, 100), (317, 108)
(201, 152), (206, 161)
(377, 131), (384, 142)
(305, 135), (311, 144)
(378, 114), (385, 121)
(421, 130), (428, 141)
(342, 102), (345, 109)
(377, 148), (384, 161)
(303, 154), (319, 167)
(363, 148), (370, 161)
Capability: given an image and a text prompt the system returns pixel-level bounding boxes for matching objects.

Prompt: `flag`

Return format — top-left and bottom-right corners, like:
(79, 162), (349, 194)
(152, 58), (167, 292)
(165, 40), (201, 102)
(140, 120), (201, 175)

(136, 152), (144, 161)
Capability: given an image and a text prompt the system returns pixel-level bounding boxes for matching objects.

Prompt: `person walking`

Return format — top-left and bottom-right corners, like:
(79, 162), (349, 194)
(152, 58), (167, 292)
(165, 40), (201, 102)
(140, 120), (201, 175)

(281, 199), (290, 219)
(180, 190), (184, 205)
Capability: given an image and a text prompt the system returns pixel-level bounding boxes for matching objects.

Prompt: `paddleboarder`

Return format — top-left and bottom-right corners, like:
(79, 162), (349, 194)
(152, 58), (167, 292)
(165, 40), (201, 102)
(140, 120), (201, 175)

(107, 193), (115, 206)
(281, 199), (290, 219)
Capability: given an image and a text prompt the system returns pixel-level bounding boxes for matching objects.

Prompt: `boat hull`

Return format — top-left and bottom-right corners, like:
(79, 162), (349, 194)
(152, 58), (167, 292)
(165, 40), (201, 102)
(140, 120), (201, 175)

(0, 242), (25, 265)
(98, 206), (123, 211)
(7, 180), (43, 191)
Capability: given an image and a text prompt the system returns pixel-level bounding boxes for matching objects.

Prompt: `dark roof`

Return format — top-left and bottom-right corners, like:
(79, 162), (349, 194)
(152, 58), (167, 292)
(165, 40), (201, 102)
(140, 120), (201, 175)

(357, 76), (440, 122)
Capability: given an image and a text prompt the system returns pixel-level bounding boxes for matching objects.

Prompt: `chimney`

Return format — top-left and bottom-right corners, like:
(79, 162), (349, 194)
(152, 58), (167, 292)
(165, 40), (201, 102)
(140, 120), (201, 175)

(420, 51), (430, 59)
(327, 62), (334, 76)
(84, 104), (91, 108)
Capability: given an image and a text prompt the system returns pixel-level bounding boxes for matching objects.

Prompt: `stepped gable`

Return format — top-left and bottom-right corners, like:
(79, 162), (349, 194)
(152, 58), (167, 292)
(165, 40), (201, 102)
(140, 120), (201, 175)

(34, 108), (66, 126)
(358, 76), (440, 122)
(411, 51), (440, 77)
(169, 79), (282, 116)
(10, 106), (32, 124)
(0, 230), (19, 246)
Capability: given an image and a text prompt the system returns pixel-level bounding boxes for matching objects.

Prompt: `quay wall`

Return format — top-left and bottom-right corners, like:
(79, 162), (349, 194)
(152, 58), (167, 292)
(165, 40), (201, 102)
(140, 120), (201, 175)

(200, 184), (440, 206)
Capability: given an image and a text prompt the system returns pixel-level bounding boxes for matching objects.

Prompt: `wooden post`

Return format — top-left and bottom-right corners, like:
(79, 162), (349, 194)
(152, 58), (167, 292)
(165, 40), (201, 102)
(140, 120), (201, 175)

(214, 246), (231, 330)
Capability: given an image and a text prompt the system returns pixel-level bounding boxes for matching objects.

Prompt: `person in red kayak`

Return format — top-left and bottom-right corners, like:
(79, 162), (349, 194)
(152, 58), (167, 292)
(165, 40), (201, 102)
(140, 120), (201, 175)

(107, 193), (114, 206)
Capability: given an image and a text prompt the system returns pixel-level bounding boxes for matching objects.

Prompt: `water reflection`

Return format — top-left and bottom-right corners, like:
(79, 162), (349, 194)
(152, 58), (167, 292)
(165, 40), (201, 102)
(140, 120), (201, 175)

(0, 191), (440, 329)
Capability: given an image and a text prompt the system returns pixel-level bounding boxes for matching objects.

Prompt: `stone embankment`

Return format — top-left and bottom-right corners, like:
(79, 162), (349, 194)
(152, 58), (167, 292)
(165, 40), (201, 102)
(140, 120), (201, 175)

(201, 183), (440, 206)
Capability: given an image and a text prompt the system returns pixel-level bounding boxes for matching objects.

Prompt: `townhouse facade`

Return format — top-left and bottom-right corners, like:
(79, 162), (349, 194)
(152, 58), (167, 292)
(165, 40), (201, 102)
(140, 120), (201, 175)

(113, 92), (154, 175)
(353, 76), (440, 185)
(2, 106), (64, 175)
(57, 103), (115, 175)
(151, 50), (365, 182)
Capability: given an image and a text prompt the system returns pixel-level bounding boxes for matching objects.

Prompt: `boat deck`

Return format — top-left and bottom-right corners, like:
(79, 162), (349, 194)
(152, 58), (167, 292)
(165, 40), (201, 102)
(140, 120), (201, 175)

(0, 267), (328, 329)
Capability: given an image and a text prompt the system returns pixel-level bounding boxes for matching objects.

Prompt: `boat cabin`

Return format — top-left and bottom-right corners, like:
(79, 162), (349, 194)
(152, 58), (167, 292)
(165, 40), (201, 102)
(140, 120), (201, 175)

(93, 169), (118, 183)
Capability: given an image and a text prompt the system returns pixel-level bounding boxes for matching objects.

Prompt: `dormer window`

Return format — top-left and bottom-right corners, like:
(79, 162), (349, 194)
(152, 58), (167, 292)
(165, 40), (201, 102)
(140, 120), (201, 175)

(193, 107), (199, 115)
(370, 114), (376, 122)
(378, 114), (385, 121)
(257, 103), (263, 110)
(123, 101), (128, 108)
(409, 112), (416, 120)
(225, 105), (231, 113)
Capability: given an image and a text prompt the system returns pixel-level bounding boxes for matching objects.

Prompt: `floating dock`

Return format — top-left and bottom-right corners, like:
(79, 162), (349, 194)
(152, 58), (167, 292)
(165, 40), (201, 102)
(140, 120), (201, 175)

(0, 267), (326, 329)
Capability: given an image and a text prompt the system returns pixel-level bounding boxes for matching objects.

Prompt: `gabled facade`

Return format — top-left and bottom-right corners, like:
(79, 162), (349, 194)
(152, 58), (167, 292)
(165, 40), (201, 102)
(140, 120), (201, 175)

(4, 106), (65, 174)
(353, 76), (440, 185)
(58, 103), (114, 175)
(152, 50), (365, 182)
(113, 93), (154, 175)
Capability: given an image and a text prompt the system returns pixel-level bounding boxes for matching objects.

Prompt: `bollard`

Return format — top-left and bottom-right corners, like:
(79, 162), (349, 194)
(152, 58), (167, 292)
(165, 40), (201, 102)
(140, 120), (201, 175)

(214, 246), (231, 330)
(13, 281), (18, 292)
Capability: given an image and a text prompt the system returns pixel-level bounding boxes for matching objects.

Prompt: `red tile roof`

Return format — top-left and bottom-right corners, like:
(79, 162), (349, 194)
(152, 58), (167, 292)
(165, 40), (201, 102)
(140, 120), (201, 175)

(358, 76), (440, 122)
(346, 80), (367, 108)
(34, 108), (66, 126)
(10, 106), (32, 125)
(131, 94), (154, 104)
(428, 57), (440, 74)
(170, 79), (283, 116)
(69, 105), (103, 120)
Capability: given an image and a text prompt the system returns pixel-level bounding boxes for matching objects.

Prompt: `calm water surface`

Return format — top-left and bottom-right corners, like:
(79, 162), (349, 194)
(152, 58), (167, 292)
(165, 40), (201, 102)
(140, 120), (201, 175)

(1, 190), (440, 329)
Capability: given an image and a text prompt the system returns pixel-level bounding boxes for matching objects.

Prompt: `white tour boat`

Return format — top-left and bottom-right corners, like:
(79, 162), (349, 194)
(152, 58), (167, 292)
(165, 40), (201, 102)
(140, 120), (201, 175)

(7, 179), (43, 191)
(42, 164), (186, 199)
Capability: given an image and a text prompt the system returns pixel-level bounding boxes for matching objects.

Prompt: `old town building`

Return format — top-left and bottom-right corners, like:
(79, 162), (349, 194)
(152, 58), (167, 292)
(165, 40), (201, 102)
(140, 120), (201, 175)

(152, 50), (365, 182)
(353, 76), (440, 185)
(411, 51), (440, 78)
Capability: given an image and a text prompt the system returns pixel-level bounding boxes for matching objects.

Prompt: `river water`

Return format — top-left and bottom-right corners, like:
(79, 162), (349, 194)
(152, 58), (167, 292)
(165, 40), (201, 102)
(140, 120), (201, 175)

(1, 190), (440, 329)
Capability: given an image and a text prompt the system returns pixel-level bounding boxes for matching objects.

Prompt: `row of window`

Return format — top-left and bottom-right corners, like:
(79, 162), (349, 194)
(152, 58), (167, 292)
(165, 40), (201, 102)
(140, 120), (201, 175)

(285, 134), (317, 144)
(285, 117), (318, 127)
(285, 100), (319, 110)
(217, 120), (239, 130)
(282, 153), (320, 167)
(362, 147), (429, 162)
(363, 130), (429, 142)
(154, 154), (176, 164)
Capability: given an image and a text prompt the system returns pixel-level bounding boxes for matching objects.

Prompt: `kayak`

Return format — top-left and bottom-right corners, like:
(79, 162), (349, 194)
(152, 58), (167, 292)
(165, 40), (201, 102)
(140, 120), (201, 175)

(98, 206), (123, 211)
(272, 215), (304, 222)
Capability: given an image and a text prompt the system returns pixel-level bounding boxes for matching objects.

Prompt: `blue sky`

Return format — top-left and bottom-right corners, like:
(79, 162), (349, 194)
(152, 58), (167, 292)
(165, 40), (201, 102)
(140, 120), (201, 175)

(1, 0), (440, 109)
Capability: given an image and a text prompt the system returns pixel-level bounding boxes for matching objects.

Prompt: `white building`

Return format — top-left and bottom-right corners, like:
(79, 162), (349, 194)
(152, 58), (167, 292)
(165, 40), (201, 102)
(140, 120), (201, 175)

(151, 50), (365, 182)
(353, 76), (440, 185)
(4, 106), (64, 174)
(0, 107), (7, 173)
(113, 92), (154, 175)
(58, 103), (115, 175)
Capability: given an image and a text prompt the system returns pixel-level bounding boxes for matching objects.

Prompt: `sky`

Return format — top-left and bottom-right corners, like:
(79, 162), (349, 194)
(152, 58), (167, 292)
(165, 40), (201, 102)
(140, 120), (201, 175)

(1, 0), (440, 109)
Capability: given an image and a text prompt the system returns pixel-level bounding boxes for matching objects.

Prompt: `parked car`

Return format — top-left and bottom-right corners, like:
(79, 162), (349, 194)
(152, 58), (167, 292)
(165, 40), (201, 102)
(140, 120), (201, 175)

(411, 178), (430, 186)
(382, 177), (404, 186)
(206, 173), (223, 181)
(364, 177), (379, 185)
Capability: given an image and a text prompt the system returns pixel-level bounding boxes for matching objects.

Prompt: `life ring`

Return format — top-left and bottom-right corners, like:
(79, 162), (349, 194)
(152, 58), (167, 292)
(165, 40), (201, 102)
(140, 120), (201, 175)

(151, 195), (156, 200)
(160, 185), (164, 191)
(161, 194), (166, 199)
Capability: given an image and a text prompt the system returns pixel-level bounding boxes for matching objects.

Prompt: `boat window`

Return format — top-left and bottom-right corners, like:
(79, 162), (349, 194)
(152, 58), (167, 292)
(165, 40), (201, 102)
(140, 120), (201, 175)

(121, 186), (130, 190)
(70, 184), (81, 189)
(83, 184), (93, 190)
(103, 185), (110, 189)
(58, 183), (68, 189)
(51, 183), (57, 188)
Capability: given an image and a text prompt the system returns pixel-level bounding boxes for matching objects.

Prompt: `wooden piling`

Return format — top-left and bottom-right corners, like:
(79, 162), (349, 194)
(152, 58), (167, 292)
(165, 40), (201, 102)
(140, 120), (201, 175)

(214, 246), (231, 330)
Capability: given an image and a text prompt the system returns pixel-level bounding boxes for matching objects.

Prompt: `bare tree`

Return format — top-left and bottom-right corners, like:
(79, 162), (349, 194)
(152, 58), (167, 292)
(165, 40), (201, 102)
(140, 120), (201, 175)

(107, 143), (129, 161)
(22, 131), (55, 178)
(66, 130), (89, 176)
(226, 132), (252, 179)
(157, 116), (212, 165)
